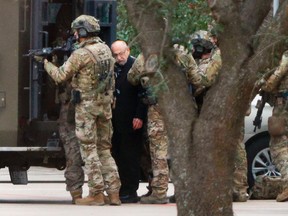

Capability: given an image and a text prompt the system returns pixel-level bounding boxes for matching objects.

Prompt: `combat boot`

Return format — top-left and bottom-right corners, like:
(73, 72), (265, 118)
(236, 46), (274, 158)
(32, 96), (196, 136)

(107, 193), (121, 205)
(140, 192), (168, 204)
(141, 186), (152, 197)
(104, 195), (110, 204)
(70, 188), (82, 204)
(169, 194), (176, 203)
(233, 192), (249, 202)
(75, 192), (105, 206)
(276, 188), (288, 202)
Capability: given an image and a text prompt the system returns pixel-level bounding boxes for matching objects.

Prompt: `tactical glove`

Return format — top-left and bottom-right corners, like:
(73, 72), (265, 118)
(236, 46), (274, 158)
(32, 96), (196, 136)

(275, 50), (288, 78)
(261, 50), (288, 92)
(140, 77), (149, 88)
(34, 55), (44, 63)
(51, 55), (58, 64)
(173, 44), (196, 69)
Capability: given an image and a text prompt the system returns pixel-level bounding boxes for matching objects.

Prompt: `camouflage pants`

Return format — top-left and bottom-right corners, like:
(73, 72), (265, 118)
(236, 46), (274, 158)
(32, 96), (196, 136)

(75, 100), (121, 195)
(269, 102), (288, 189)
(59, 102), (84, 192)
(147, 105), (169, 197)
(233, 128), (248, 194)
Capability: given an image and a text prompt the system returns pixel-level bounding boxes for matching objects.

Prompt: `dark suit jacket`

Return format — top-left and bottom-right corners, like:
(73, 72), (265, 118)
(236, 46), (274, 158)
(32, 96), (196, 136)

(112, 56), (148, 134)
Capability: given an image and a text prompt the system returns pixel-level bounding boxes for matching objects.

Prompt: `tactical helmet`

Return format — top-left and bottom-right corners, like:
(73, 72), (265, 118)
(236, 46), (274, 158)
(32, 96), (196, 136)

(191, 30), (210, 41)
(71, 15), (100, 34)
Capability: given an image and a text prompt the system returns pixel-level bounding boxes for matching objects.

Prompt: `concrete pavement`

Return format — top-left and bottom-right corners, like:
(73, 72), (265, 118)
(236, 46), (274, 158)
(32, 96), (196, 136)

(0, 167), (288, 216)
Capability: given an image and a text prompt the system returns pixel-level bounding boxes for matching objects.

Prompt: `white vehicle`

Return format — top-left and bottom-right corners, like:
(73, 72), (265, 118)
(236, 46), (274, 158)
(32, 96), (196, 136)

(244, 94), (280, 189)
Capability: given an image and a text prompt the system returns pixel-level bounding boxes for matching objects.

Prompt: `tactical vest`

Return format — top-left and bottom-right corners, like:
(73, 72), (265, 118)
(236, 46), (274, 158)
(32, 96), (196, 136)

(71, 40), (114, 98)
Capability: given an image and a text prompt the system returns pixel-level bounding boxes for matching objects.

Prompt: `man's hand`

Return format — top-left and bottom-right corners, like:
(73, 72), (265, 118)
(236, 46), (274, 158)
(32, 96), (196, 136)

(282, 50), (288, 62)
(173, 44), (195, 68)
(140, 77), (149, 88)
(274, 50), (288, 78)
(132, 118), (143, 130)
(51, 54), (58, 64)
(34, 55), (44, 63)
(173, 44), (188, 60)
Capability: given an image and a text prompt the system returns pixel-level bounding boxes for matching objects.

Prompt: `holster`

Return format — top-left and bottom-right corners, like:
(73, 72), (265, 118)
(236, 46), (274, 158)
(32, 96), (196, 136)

(268, 115), (286, 136)
(71, 89), (81, 105)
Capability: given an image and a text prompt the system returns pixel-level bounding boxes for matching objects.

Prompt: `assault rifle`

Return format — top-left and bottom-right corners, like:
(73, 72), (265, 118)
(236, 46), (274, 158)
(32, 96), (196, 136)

(24, 35), (76, 60)
(251, 68), (275, 132)
(253, 91), (268, 132)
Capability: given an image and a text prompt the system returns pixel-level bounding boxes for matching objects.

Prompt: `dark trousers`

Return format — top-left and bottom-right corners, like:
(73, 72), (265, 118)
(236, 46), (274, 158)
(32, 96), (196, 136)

(112, 130), (143, 196)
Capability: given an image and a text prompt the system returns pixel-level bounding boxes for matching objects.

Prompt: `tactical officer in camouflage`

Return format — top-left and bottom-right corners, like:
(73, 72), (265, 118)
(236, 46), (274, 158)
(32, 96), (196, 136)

(41, 24), (85, 205)
(174, 30), (222, 101)
(233, 128), (249, 202)
(128, 53), (170, 204)
(42, 15), (121, 206)
(57, 77), (85, 205)
(174, 30), (249, 202)
(260, 50), (288, 202)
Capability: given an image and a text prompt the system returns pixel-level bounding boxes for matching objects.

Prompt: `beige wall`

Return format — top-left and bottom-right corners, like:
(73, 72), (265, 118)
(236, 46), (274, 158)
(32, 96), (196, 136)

(0, 0), (20, 146)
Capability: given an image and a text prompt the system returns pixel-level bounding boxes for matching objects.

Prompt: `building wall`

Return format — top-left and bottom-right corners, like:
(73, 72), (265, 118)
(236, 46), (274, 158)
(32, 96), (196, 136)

(0, 0), (20, 146)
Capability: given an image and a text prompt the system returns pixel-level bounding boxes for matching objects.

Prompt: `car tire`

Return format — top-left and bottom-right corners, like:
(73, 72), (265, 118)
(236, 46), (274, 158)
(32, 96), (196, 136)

(245, 134), (279, 189)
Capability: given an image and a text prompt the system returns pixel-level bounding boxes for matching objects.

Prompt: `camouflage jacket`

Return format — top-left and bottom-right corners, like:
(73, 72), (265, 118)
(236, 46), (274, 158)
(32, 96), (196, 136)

(127, 53), (146, 86)
(262, 50), (288, 94)
(127, 53), (165, 88)
(44, 37), (115, 98)
(174, 45), (222, 89)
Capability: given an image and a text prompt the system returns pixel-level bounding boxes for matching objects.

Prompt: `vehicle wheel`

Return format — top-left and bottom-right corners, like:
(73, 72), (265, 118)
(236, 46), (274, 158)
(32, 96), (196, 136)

(246, 135), (280, 189)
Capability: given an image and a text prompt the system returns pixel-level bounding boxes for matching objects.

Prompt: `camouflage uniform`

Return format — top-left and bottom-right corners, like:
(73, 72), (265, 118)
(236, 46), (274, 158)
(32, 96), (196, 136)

(175, 33), (249, 201)
(233, 127), (249, 201)
(58, 82), (84, 201)
(127, 53), (169, 204)
(252, 175), (282, 199)
(47, 24), (84, 203)
(261, 50), (288, 202)
(44, 35), (121, 202)
(174, 39), (221, 94)
(147, 105), (169, 197)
